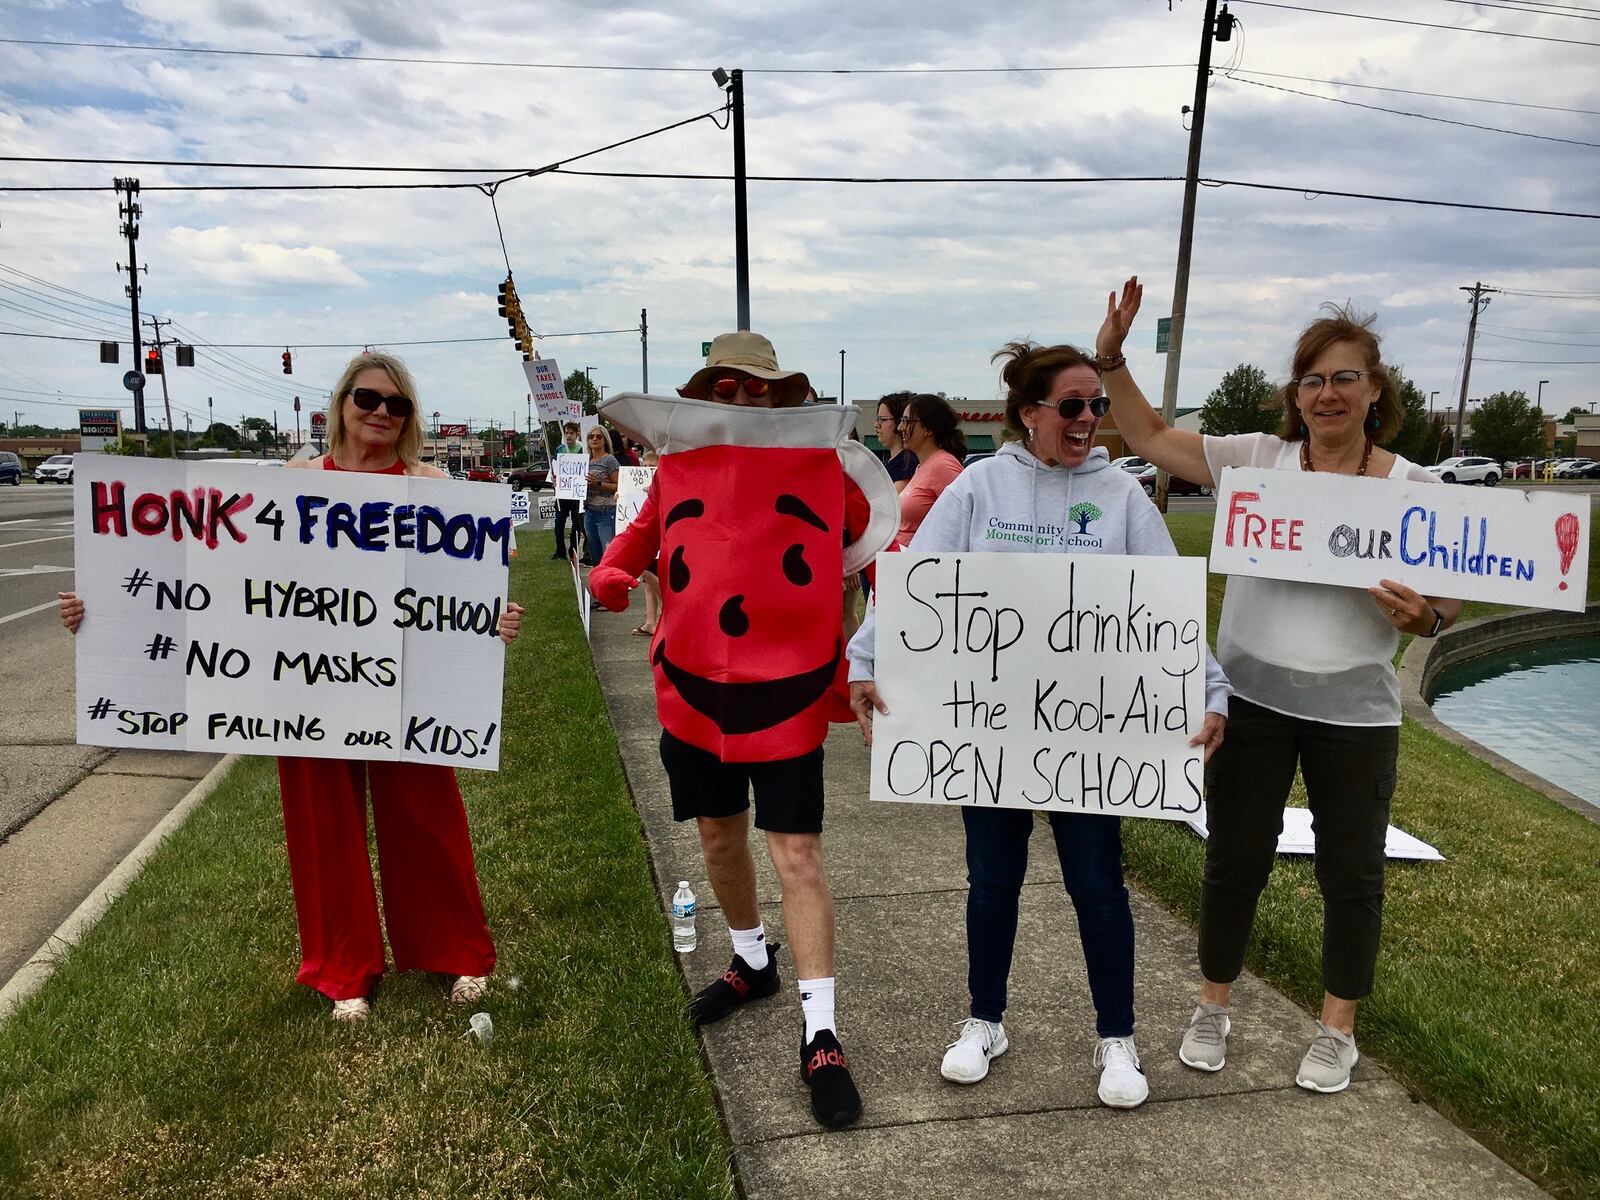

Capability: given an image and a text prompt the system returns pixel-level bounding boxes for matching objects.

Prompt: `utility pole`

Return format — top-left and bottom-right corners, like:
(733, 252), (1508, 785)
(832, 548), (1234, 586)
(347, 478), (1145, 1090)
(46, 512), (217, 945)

(1456, 282), (1497, 450)
(114, 178), (149, 435)
(717, 68), (751, 330)
(839, 350), (846, 407)
(185, 413), (191, 452)
(1155, 1), (1230, 513)
(143, 316), (178, 457)
(207, 396), (213, 443)
(641, 308), (649, 393)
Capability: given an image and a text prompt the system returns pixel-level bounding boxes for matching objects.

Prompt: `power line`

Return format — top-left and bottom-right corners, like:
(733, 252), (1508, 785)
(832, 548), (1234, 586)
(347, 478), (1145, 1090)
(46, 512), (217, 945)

(1229, 69), (1600, 116)
(1430, 0), (1600, 18)
(1493, 287), (1600, 297)
(1219, 73), (1600, 148)
(1481, 322), (1600, 334)
(0, 38), (1193, 75)
(1228, 0), (1600, 45)
(1476, 356), (1600, 362)
(1476, 330), (1600, 346)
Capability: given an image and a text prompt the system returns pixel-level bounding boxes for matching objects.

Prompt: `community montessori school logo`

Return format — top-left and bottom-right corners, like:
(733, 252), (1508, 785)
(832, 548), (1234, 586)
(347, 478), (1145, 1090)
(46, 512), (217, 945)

(984, 502), (1105, 549)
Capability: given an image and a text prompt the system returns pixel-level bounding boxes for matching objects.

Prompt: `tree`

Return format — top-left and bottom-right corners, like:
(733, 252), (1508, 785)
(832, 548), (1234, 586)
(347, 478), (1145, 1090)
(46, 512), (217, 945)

(202, 422), (240, 450)
(1068, 501), (1102, 534)
(1563, 406), (1588, 424)
(1198, 364), (1280, 436)
(1467, 391), (1546, 462)
(564, 370), (601, 416)
(1386, 367), (1435, 464)
(241, 416), (274, 453)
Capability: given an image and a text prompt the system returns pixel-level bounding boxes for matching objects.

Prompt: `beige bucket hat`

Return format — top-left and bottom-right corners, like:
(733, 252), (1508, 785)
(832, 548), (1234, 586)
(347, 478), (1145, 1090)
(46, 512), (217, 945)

(678, 330), (811, 406)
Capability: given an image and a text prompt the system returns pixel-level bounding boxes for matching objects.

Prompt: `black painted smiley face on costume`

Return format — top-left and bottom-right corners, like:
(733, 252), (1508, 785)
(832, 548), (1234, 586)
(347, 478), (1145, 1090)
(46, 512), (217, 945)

(652, 480), (844, 737)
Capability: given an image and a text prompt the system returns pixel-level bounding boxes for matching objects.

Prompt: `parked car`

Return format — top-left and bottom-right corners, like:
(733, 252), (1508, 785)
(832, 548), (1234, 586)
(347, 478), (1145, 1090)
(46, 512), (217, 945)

(1578, 460), (1600, 479)
(1425, 456), (1500, 485)
(962, 451), (995, 468)
(1132, 464), (1212, 497)
(1110, 455), (1150, 474)
(1553, 458), (1596, 479)
(34, 454), (74, 484)
(0, 450), (21, 486)
(465, 466), (498, 483)
(507, 462), (550, 490)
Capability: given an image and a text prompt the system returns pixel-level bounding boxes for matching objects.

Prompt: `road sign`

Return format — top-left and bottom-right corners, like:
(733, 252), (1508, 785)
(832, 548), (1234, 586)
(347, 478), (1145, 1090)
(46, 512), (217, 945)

(123, 370), (144, 391)
(1156, 317), (1172, 354)
(702, 341), (712, 358)
(310, 411), (327, 430)
(78, 409), (120, 438)
(438, 423), (469, 438)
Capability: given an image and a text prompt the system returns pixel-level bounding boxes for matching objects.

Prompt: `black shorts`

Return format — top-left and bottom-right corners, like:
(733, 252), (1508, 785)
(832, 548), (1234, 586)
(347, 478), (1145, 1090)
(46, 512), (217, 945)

(659, 730), (825, 835)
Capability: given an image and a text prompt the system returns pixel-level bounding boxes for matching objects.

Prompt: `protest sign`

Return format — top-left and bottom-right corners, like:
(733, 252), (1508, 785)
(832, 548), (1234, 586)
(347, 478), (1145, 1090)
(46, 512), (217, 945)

(535, 494), (559, 530)
(510, 489), (531, 527)
(553, 453), (589, 507)
(72, 457), (511, 769)
(571, 553), (591, 640)
(869, 553), (1208, 819)
(523, 358), (580, 423)
(615, 465), (655, 532)
(1209, 468), (1589, 612)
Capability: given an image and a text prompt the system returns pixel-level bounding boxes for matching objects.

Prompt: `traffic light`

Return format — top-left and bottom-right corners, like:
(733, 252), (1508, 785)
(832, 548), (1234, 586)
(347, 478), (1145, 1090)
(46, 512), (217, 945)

(497, 278), (513, 319)
(496, 273), (535, 358)
(282, 349), (292, 375)
(175, 344), (195, 367)
(99, 341), (119, 363)
(145, 347), (162, 375)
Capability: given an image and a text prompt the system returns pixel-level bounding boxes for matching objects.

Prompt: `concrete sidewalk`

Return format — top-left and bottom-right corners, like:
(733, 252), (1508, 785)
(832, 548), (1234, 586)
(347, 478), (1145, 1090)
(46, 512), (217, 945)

(588, 608), (1545, 1200)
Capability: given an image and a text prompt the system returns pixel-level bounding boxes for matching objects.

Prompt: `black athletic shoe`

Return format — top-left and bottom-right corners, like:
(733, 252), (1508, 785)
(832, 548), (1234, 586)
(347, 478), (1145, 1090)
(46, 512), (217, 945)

(688, 945), (781, 1027)
(800, 1027), (862, 1129)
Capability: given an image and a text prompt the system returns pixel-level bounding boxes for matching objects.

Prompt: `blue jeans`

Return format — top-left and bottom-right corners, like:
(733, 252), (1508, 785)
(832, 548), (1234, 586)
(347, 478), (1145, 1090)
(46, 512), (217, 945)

(962, 806), (1135, 1038)
(583, 507), (617, 563)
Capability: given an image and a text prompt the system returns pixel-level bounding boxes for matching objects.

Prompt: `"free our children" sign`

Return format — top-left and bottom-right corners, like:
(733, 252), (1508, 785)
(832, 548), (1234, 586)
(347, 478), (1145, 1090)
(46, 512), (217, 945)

(1209, 467), (1589, 612)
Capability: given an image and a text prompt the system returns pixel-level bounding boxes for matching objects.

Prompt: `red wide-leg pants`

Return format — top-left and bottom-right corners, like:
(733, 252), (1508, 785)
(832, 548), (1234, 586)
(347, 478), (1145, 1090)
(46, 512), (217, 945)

(277, 757), (496, 1000)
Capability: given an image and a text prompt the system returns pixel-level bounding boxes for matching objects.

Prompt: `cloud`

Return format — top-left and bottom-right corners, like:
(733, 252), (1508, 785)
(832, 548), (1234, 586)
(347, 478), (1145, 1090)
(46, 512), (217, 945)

(164, 227), (366, 287)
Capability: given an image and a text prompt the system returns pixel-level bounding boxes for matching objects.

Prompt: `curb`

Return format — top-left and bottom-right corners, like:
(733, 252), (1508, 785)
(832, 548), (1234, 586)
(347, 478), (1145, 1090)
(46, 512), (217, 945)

(0, 753), (240, 1026)
(1398, 603), (1600, 824)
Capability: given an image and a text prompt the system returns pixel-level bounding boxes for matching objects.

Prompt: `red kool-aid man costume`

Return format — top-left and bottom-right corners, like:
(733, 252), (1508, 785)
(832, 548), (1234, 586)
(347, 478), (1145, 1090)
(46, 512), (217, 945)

(589, 394), (898, 763)
(277, 455), (494, 1001)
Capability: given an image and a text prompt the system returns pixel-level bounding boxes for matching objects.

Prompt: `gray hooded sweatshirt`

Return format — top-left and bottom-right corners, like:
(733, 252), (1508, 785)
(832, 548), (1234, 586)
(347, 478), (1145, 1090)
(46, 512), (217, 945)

(846, 440), (1232, 714)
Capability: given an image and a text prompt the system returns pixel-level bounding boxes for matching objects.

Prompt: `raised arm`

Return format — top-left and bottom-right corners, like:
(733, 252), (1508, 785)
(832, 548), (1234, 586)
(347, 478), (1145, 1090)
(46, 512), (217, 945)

(1096, 277), (1215, 488)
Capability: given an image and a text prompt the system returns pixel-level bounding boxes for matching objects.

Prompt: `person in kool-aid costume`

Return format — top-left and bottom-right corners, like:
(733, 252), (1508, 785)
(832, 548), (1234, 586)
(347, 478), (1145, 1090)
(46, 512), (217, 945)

(589, 331), (897, 1129)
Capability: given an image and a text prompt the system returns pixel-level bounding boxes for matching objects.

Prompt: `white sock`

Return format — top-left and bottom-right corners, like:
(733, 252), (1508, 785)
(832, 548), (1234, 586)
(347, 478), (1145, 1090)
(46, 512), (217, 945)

(799, 976), (836, 1041)
(730, 923), (768, 971)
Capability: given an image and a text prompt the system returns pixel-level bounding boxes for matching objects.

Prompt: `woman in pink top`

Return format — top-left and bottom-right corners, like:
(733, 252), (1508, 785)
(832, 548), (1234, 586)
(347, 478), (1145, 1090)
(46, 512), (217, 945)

(896, 393), (967, 546)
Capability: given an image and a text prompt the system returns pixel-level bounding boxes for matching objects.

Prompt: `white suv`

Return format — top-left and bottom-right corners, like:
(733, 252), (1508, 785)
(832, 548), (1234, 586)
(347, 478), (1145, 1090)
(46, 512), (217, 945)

(1426, 456), (1500, 485)
(34, 454), (74, 484)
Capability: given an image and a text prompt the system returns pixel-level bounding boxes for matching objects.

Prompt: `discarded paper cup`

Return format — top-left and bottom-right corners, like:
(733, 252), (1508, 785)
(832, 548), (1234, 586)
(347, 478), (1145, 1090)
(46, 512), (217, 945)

(468, 1011), (493, 1046)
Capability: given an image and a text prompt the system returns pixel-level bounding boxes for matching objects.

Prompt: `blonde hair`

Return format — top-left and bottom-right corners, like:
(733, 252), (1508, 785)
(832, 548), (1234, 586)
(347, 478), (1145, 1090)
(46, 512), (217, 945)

(325, 351), (424, 467)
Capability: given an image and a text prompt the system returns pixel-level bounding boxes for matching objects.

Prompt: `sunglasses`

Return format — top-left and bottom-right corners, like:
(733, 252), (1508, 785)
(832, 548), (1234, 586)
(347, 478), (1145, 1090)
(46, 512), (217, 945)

(349, 387), (414, 419)
(710, 374), (770, 400)
(1042, 395), (1111, 420)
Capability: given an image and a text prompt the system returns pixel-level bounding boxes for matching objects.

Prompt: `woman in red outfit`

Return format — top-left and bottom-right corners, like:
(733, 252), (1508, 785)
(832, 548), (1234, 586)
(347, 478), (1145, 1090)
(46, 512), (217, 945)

(59, 351), (523, 1021)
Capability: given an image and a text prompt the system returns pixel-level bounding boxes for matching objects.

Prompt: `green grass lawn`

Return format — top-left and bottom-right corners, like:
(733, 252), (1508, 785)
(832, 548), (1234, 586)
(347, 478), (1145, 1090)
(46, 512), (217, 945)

(1122, 513), (1600, 1200)
(0, 531), (736, 1200)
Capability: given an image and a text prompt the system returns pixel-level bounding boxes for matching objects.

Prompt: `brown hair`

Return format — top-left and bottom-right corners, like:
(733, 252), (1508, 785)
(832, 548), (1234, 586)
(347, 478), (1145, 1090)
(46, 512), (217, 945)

(1276, 304), (1402, 444)
(991, 341), (1099, 439)
(905, 393), (967, 459)
(325, 351), (424, 467)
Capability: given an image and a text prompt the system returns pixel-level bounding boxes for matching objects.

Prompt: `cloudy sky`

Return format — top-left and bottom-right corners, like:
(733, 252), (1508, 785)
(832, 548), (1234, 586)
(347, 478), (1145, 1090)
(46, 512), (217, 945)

(2, 0), (1597, 441)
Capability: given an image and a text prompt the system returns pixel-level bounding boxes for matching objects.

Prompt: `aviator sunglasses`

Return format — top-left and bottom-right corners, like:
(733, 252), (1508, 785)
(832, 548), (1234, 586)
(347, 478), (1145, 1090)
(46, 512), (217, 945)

(349, 387), (414, 419)
(1042, 395), (1111, 420)
(710, 374), (770, 400)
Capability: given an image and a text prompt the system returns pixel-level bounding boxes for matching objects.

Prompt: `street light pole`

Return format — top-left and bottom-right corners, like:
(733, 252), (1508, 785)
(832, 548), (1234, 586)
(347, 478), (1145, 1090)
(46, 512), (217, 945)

(839, 350), (845, 407)
(1428, 390), (1438, 413)
(1536, 379), (1550, 411)
(712, 67), (751, 330)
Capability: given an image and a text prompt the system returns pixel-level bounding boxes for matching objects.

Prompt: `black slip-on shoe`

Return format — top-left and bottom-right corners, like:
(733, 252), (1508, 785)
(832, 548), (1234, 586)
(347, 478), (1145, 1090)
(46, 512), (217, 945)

(688, 944), (780, 1027)
(800, 1027), (862, 1129)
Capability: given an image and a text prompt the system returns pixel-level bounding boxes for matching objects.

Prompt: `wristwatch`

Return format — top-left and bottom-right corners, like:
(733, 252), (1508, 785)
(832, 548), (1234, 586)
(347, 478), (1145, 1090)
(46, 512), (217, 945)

(1422, 607), (1446, 638)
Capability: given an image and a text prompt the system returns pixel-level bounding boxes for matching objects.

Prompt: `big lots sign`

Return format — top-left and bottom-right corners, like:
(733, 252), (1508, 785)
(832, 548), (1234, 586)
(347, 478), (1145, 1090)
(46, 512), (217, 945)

(955, 411), (1006, 423)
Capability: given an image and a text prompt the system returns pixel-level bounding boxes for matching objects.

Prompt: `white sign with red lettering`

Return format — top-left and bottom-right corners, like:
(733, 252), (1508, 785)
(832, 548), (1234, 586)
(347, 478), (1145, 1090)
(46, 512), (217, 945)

(1209, 467), (1589, 611)
(72, 456), (511, 768)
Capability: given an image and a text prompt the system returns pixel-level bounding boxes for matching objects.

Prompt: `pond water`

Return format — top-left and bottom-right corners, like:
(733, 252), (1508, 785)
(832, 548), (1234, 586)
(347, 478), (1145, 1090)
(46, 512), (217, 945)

(1428, 636), (1600, 807)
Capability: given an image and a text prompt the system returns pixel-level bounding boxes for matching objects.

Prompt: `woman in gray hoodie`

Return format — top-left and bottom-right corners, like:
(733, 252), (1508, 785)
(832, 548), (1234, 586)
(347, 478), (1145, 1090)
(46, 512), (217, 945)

(846, 341), (1229, 1110)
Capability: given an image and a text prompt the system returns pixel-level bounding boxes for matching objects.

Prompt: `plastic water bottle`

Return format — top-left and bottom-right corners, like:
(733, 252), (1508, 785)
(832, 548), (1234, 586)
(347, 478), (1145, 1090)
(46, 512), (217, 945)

(671, 881), (697, 953)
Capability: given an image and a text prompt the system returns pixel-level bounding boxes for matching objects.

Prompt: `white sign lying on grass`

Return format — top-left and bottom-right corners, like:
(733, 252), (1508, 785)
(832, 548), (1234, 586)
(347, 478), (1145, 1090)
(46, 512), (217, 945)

(72, 457), (510, 769)
(1209, 467), (1589, 612)
(869, 553), (1208, 819)
(1186, 807), (1444, 862)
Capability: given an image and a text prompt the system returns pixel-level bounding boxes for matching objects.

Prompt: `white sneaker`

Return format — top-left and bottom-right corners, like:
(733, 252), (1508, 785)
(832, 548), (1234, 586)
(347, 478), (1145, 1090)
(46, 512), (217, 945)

(1095, 1036), (1149, 1108)
(1296, 1021), (1359, 1093)
(940, 1017), (1008, 1084)
(1178, 1003), (1231, 1072)
(331, 997), (369, 1022)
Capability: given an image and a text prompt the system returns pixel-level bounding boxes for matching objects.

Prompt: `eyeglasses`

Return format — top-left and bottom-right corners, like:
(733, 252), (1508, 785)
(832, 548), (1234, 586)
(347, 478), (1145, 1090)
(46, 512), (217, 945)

(710, 374), (770, 400)
(1293, 370), (1367, 396)
(1039, 395), (1110, 420)
(349, 387), (414, 419)
(873, 414), (897, 425)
